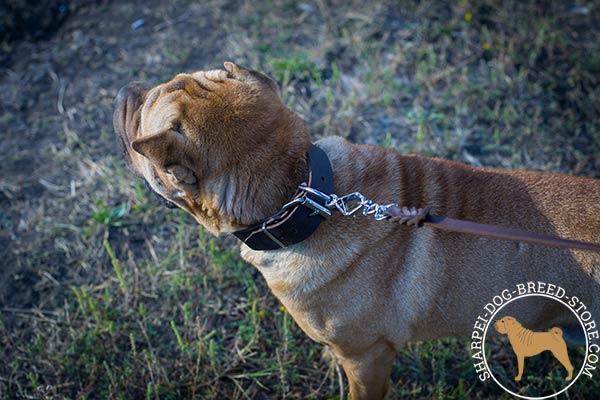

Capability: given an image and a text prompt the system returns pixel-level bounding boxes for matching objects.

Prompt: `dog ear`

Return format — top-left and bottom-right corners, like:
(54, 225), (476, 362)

(224, 61), (278, 91)
(131, 129), (188, 168)
(132, 131), (198, 187)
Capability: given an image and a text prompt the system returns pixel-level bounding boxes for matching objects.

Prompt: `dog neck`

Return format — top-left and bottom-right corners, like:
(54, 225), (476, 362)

(201, 110), (310, 233)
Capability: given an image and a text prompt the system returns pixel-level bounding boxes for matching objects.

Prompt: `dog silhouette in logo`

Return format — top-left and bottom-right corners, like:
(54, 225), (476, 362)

(494, 316), (573, 382)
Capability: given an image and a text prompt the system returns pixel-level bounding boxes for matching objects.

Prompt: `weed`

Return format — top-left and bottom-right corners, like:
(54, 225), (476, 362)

(267, 52), (320, 84)
(104, 239), (127, 293)
(2, 1), (599, 399)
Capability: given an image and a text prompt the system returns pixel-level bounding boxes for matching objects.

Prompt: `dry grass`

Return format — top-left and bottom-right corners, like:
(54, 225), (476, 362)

(1, 0), (599, 399)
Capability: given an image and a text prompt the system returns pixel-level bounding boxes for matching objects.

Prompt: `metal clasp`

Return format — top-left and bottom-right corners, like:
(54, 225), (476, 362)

(297, 186), (332, 203)
(326, 192), (366, 216)
(282, 196), (331, 219)
(363, 202), (398, 220)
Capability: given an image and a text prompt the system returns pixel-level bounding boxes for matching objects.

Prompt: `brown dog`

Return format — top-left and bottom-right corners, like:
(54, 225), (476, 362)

(494, 316), (574, 381)
(113, 62), (600, 399)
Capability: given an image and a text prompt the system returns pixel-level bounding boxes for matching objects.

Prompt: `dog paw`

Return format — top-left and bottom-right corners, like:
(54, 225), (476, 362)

(514, 376), (522, 382)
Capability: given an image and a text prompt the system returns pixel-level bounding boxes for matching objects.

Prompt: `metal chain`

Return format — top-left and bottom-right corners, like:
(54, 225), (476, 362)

(295, 186), (600, 253)
(297, 185), (397, 221)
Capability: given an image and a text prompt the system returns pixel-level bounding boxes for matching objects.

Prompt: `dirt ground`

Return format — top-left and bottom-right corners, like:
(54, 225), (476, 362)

(1, 0), (599, 399)
(1, 0), (225, 305)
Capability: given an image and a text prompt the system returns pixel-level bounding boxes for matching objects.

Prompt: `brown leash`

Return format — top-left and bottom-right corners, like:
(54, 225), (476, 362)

(385, 206), (600, 253)
(233, 145), (600, 253)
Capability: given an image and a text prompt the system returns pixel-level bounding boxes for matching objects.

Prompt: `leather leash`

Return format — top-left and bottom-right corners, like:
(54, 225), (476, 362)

(234, 144), (600, 253)
(384, 206), (600, 253)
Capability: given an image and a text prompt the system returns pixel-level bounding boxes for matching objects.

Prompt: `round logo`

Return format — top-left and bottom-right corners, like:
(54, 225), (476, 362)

(470, 282), (599, 399)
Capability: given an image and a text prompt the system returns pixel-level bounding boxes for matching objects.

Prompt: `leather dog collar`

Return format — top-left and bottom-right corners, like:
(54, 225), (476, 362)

(232, 144), (334, 251)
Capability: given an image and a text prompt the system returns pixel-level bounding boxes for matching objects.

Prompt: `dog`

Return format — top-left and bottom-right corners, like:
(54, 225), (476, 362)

(113, 62), (600, 399)
(494, 316), (574, 381)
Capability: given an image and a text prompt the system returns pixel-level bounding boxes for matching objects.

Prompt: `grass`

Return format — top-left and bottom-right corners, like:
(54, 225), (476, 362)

(1, 0), (599, 399)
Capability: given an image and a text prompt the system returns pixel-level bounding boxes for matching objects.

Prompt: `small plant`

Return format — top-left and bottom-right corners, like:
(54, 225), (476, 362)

(266, 52), (320, 83)
(90, 199), (128, 227)
(104, 239), (127, 293)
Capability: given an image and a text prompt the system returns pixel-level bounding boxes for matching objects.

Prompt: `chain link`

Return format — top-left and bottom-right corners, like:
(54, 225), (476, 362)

(297, 185), (397, 221)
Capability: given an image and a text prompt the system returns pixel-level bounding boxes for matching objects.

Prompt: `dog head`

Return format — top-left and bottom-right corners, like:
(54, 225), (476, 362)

(113, 62), (311, 234)
(494, 316), (521, 334)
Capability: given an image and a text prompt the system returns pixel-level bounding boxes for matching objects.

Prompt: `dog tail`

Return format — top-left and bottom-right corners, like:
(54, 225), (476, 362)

(550, 327), (563, 340)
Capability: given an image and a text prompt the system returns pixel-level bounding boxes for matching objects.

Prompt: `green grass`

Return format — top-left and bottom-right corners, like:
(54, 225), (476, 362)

(1, 0), (599, 399)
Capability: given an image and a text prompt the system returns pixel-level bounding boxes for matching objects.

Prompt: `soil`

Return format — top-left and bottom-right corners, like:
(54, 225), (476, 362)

(1, 0), (599, 348)
(1, 0), (228, 309)
(1, 1), (599, 398)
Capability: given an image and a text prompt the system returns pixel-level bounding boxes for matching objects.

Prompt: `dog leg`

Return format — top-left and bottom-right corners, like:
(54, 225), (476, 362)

(551, 346), (574, 381)
(515, 354), (524, 381)
(335, 341), (395, 400)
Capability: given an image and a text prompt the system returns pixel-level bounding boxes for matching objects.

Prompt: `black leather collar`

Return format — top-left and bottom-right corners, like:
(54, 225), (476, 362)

(232, 144), (334, 251)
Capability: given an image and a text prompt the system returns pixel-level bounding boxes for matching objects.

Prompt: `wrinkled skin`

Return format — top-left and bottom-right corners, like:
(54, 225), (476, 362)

(115, 62), (600, 399)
